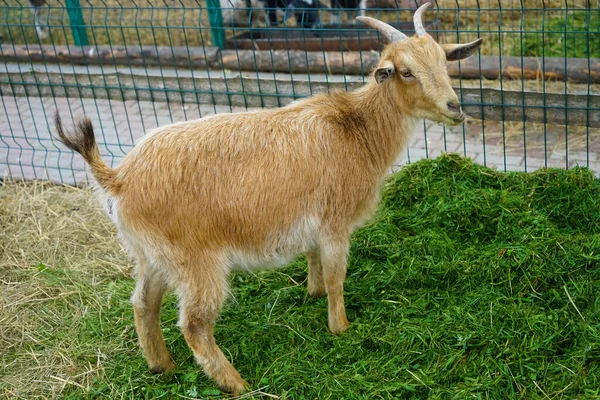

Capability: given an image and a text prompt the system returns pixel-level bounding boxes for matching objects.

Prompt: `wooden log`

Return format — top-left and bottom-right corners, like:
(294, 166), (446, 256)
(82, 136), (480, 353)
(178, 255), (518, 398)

(220, 51), (600, 84)
(447, 56), (600, 84)
(2, 44), (599, 84)
(460, 87), (600, 128)
(218, 49), (380, 75)
(0, 44), (220, 68)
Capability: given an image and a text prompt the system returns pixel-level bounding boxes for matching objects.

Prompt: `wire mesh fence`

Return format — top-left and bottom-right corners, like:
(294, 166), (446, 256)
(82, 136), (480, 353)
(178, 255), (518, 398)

(1, 0), (599, 186)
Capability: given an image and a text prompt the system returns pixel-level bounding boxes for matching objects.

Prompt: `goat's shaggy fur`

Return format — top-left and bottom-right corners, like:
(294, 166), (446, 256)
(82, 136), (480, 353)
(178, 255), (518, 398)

(55, 5), (482, 394)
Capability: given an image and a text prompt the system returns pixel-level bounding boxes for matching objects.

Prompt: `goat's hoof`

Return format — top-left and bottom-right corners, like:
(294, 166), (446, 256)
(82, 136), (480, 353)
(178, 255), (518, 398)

(329, 316), (350, 335)
(149, 360), (175, 375)
(225, 380), (249, 397)
(216, 373), (249, 396)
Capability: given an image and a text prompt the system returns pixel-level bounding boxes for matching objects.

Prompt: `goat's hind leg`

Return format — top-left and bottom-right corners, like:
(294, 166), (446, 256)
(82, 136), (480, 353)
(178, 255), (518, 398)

(177, 255), (248, 395)
(306, 250), (326, 297)
(131, 256), (174, 373)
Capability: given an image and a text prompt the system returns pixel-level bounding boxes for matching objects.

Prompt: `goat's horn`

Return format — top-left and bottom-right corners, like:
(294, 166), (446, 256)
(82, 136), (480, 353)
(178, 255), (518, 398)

(356, 16), (408, 43)
(413, 2), (431, 37)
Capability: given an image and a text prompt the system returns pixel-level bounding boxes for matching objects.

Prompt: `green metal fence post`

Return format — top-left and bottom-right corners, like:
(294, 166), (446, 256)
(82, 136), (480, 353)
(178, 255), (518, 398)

(206, 0), (225, 49)
(65, 0), (89, 46)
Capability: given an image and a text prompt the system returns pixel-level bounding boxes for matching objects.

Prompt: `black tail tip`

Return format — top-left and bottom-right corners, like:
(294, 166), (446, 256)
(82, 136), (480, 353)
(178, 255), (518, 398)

(53, 110), (66, 145)
(53, 110), (96, 157)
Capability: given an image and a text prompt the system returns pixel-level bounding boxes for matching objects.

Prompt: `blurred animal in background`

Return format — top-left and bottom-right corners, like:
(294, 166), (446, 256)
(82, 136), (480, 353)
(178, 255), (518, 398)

(220, 0), (428, 29)
(220, 0), (267, 27)
(328, 0), (367, 25)
(221, 0), (325, 29)
(28, 0), (49, 39)
(265, 0), (327, 29)
(329, 0), (429, 26)
(365, 0), (428, 7)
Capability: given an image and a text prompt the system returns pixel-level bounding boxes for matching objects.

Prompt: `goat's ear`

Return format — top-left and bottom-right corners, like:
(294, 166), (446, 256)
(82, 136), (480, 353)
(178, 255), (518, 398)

(442, 38), (483, 61)
(374, 62), (395, 84)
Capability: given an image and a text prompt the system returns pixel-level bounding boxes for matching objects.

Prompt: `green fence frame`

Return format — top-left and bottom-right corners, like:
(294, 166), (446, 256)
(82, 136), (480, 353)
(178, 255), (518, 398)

(65, 0), (89, 46)
(206, 0), (225, 48)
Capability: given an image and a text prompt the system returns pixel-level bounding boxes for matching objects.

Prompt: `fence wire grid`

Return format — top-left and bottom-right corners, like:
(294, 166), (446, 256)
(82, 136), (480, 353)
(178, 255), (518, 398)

(1, 0), (599, 186)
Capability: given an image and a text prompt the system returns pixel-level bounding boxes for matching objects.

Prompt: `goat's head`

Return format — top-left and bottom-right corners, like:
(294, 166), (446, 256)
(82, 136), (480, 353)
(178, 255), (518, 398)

(357, 2), (483, 126)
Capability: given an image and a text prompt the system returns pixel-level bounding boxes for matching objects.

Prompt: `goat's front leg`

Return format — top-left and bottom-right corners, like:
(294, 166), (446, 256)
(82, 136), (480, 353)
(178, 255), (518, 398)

(320, 240), (350, 335)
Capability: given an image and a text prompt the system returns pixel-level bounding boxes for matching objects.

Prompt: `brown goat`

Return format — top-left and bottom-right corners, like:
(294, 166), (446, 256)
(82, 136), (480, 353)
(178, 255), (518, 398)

(54, 3), (482, 394)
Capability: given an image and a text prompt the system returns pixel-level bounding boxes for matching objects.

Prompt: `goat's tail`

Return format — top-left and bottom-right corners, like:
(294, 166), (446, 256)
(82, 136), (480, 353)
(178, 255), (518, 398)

(54, 111), (120, 194)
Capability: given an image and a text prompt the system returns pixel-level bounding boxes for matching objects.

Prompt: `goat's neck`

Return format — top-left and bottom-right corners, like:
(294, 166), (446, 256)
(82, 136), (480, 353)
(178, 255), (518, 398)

(351, 80), (419, 174)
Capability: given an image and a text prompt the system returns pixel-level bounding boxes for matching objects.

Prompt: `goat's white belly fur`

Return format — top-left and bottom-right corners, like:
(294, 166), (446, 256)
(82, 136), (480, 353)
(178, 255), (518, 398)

(103, 189), (320, 271)
(228, 215), (321, 271)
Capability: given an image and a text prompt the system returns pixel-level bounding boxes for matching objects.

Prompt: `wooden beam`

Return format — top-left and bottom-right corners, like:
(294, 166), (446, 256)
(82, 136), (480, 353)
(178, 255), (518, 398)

(460, 87), (600, 127)
(447, 56), (600, 84)
(0, 44), (220, 68)
(221, 51), (600, 84)
(218, 49), (379, 75)
(2, 45), (599, 84)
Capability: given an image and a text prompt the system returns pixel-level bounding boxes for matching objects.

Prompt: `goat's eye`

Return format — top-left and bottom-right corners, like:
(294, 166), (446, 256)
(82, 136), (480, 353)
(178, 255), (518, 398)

(401, 70), (413, 78)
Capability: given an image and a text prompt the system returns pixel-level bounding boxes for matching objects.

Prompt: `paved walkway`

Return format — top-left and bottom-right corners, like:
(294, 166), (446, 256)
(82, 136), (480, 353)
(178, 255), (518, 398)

(2, 95), (599, 186)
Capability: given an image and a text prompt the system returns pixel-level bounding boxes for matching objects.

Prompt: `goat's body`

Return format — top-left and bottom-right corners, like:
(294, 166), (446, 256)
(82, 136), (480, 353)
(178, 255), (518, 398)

(110, 89), (412, 275)
(57, 83), (418, 394)
(74, 89), (417, 393)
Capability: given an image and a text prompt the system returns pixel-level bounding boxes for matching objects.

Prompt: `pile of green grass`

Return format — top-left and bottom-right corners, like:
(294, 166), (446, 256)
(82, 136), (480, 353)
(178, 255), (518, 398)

(2, 154), (600, 399)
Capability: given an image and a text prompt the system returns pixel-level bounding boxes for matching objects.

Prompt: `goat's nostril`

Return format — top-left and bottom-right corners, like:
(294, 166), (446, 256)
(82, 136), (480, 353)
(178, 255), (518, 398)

(447, 101), (461, 113)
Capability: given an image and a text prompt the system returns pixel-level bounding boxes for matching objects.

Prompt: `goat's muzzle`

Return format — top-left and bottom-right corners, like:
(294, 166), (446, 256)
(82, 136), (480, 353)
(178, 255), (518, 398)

(440, 109), (466, 126)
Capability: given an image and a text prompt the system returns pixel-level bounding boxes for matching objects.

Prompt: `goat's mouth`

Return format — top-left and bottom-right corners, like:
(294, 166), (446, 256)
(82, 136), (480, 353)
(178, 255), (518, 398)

(440, 112), (466, 126)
